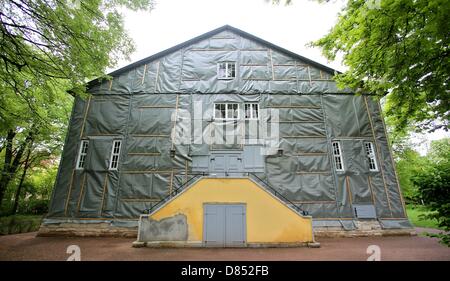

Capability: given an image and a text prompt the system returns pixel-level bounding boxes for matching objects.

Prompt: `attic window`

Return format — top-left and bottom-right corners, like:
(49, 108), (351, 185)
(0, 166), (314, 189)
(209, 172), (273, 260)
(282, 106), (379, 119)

(109, 140), (122, 170)
(217, 62), (236, 79)
(76, 140), (89, 170)
(332, 141), (344, 171)
(364, 142), (378, 171)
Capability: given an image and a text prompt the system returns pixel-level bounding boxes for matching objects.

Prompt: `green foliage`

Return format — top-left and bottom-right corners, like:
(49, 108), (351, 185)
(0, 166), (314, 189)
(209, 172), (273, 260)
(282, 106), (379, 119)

(0, 0), (154, 210)
(311, 0), (449, 134)
(406, 204), (441, 229)
(0, 164), (59, 216)
(21, 164), (59, 214)
(1, 0), (154, 128)
(1, 0), (154, 96)
(395, 148), (427, 203)
(0, 215), (42, 235)
(427, 138), (450, 163)
(412, 139), (450, 245)
(0, 87), (71, 211)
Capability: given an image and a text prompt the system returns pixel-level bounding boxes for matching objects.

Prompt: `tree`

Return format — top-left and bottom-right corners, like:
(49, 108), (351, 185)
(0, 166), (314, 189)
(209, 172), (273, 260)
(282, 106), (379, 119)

(1, 0), (154, 96)
(412, 139), (450, 246)
(0, 0), (154, 209)
(309, 0), (449, 135)
(395, 147), (426, 204)
(11, 138), (32, 215)
(0, 83), (72, 212)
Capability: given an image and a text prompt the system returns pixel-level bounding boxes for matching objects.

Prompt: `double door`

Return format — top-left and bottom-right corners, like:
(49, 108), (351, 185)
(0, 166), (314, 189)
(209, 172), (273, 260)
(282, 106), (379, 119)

(203, 204), (246, 247)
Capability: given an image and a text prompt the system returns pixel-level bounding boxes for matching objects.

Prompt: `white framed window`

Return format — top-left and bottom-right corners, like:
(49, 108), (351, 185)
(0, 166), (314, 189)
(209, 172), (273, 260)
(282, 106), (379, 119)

(109, 140), (122, 170)
(76, 140), (89, 170)
(214, 103), (239, 120)
(217, 62), (236, 79)
(332, 141), (344, 171)
(364, 142), (378, 171)
(245, 103), (259, 120)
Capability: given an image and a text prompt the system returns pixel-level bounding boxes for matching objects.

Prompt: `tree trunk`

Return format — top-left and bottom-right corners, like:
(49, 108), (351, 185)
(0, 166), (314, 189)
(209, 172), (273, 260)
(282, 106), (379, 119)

(0, 129), (16, 205)
(11, 141), (33, 215)
(0, 128), (34, 207)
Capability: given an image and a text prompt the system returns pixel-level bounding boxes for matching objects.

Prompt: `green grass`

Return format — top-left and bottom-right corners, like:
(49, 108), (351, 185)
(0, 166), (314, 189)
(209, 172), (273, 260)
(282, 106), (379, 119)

(406, 205), (442, 229)
(0, 215), (43, 235)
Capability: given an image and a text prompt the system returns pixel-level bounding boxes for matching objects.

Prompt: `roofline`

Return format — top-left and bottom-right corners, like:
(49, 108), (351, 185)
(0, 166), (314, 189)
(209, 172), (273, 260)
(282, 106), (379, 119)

(87, 24), (341, 88)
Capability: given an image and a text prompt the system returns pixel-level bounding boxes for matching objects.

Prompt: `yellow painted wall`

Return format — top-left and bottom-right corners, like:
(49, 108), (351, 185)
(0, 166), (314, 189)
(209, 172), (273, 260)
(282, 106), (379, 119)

(150, 178), (313, 243)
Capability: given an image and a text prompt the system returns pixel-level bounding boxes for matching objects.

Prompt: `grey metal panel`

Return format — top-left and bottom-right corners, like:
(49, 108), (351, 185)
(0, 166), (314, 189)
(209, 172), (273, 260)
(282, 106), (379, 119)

(312, 219), (357, 230)
(312, 220), (343, 227)
(353, 204), (377, 219)
(204, 204), (225, 246)
(210, 153), (243, 174)
(207, 148), (264, 173)
(340, 220), (357, 230)
(225, 205), (246, 246)
(204, 204), (246, 247)
(379, 219), (413, 229)
(243, 146), (264, 172)
(210, 155), (226, 173)
(192, 155), (209, 172)
(226, 155), (243, 172)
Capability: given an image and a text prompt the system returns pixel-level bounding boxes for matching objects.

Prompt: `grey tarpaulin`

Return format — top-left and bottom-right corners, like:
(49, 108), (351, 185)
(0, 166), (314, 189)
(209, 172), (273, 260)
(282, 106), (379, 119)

(379, 219), (413, 229)
(47, 25), (408, 228)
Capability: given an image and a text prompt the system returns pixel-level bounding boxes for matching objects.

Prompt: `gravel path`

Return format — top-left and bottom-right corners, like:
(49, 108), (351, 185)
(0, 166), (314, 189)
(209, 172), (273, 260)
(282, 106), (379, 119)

(0, 228), (449, 261)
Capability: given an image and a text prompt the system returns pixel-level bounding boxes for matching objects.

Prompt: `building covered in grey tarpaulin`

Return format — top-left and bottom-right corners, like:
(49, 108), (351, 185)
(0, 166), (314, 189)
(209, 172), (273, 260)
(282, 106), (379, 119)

(40, 25), (413, 242)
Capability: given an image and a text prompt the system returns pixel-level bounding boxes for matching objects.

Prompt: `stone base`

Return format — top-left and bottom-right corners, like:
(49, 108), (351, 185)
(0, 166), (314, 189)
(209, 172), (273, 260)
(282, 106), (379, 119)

(314, 229), (416, 238)
(314, 220), (416, 238)
(132, 241), (319, 248)
(37, 223), (137, 238)
(38, 220), (415, 239)
(132, 241), (203, 248)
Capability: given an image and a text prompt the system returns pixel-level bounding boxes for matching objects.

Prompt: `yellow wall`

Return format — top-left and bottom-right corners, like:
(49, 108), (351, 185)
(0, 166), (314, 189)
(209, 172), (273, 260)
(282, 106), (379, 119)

(151, 178), (313, 243)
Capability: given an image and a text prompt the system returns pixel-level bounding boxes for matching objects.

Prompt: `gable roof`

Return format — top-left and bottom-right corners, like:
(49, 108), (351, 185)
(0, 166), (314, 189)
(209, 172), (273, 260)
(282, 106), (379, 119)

(87, 25), (339, 88)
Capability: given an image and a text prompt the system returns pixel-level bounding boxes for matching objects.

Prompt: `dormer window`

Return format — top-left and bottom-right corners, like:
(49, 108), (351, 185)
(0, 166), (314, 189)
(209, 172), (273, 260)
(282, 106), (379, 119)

(217, 62), (236, 79)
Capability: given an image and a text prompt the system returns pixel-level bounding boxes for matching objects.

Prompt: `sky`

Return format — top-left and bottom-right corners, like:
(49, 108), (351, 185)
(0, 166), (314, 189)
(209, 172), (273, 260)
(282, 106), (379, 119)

(117, 0), (448, 154)
(118, 0), (347, 71)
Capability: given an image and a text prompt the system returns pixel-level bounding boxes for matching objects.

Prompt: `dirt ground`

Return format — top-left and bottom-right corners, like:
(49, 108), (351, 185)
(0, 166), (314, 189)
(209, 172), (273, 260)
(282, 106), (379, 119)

(0, 227), (449, 261)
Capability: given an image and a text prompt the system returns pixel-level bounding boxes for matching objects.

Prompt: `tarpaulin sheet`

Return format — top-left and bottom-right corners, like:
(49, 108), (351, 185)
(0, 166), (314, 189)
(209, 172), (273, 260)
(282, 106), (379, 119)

(47, 28), (408, 228)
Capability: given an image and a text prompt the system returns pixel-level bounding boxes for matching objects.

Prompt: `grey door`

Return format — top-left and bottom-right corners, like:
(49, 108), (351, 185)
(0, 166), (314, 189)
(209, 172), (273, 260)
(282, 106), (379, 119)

(210, 153), (243, 174)
(203, 204), (246, 247)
